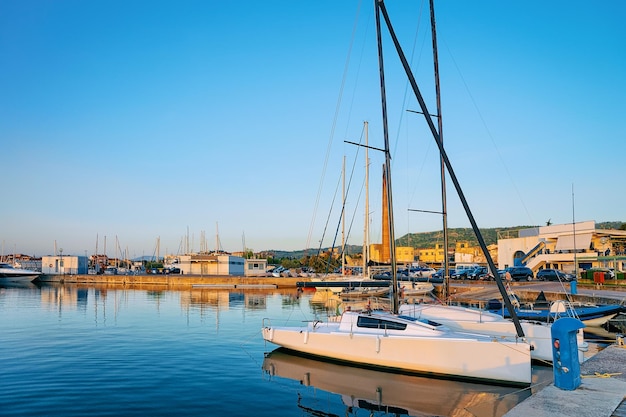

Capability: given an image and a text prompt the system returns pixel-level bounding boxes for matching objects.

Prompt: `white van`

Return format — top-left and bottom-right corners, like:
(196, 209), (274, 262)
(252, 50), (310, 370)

(455, 263), (479, 271)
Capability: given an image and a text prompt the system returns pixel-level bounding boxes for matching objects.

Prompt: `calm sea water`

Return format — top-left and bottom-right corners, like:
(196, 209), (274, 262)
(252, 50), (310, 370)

(1, 283), (559, 417)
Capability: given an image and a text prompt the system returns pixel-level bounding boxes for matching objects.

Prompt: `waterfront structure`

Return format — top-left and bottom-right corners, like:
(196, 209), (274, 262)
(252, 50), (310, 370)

(497, 220), (626, 274)
(42, 255), (89, 275)
(244, 259), (268, 277)
(176, 252), (245, 276)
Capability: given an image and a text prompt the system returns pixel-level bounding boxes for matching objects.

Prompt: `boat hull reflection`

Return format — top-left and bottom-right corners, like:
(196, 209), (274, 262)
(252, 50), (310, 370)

(263, 348), (551, 417)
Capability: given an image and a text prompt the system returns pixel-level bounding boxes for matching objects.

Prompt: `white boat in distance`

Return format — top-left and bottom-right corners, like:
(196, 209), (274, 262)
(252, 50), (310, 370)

(0, 263), (42, 282)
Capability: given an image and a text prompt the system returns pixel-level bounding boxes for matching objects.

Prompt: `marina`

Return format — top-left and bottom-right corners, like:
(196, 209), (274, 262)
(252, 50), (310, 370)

(2, 0), (625, 415)
(1, 280), (625, 416)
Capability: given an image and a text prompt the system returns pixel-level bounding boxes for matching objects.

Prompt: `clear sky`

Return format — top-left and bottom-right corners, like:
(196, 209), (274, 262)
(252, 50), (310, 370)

(2, 1), (625, 259)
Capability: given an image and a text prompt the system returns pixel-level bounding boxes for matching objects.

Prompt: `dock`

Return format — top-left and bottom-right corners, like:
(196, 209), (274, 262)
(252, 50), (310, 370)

(505, 342), (626, 417)
(297, 280), (392, 288)
(37, 274), (305, 289)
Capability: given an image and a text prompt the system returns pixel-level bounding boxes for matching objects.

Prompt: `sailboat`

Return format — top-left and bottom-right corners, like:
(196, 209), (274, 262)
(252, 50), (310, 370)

(396, 0), (587, 365)
(487, 294), (622, 327)
(262, 0), (532, 386)
(317, 121), (434, 298)
(316, 140), (380, 294)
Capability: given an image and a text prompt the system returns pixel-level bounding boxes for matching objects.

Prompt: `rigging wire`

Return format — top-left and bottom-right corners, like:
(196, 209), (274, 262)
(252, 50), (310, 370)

(316, 170), (342, 267)
(305, 0), (364, 253)
(382, 1), (433, 243)
(439, 37), (535, 225)
(326, 126), (365, 271)
(395, 1), (431, 244)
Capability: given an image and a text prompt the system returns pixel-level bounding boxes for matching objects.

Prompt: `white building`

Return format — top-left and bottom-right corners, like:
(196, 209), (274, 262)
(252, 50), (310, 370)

(42, 255), (89, 275)
(244, 259), (268, 277)
(497, 220), (626, 274)
(176, 253), (245, 276)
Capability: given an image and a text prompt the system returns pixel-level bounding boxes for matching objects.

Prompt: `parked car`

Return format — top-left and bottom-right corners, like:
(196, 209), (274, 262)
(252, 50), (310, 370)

(407, 266), (436, 278)
(536, 269), (575, 282)
(431, 268), (444, 279)
(477, 269), (506, 281)
(468, 266), (487, 280)
(450, 269), (468, 280)
(270, 266), (286, 277)
(502, 266), (534, 281)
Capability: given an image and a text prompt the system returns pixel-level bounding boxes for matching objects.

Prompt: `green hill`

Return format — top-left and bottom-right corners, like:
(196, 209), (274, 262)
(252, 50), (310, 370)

(268, 221), (624, 259)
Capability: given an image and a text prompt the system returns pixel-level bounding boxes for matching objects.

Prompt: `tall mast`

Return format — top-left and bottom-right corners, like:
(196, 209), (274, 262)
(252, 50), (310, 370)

(376, 0), (525, 337)
(95, 234), (98, 272)
(342, 155), (346, 276)
(215, 222), (219, 253)
(572, 184), (577, 278)
(429, 0), (449, 300)
(375, 0), (399, 314)
(363, 122), (370, 278)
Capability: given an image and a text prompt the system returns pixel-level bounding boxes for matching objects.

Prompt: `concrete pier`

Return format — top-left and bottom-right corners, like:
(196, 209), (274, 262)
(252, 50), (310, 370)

(37, 274), (308, 289)
(505, 342), (626, 417)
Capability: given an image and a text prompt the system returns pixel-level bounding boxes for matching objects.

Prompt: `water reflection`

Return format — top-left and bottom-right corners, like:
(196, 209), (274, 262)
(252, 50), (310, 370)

(0, 280), (42, 289)
(10, 283), (619, 352)
(40, 285), (89, 311)
(263, 349), (551, 417)
(308, 288), (391, 316)
(25, 283), (304, 320)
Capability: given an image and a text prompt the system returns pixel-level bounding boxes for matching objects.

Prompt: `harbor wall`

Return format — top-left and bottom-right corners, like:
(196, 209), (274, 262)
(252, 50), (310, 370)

(38, 274), (310, 289)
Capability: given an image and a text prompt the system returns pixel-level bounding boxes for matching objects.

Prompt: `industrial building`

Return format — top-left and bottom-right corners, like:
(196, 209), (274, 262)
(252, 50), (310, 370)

(497, 220), (626, 274)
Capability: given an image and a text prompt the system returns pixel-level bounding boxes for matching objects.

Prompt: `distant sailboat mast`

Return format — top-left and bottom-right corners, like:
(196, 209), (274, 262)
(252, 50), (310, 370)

(572, 184), (578, 279)
(215, 222), (220, 253)
(342, 155), (346, 276)
(363, 121), (370, 278)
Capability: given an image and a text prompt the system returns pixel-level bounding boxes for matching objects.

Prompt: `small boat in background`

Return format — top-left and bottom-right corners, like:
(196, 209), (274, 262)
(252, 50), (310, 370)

(399, 282), (435, 298)
(399, 302), (588, 364)
(487, 292), (623, 327)
(340, 286), (390, 299)
(0, 263), (42, 283)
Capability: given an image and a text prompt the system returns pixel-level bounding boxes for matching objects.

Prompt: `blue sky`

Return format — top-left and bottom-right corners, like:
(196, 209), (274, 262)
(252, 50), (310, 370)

(2, 1), (625, 258)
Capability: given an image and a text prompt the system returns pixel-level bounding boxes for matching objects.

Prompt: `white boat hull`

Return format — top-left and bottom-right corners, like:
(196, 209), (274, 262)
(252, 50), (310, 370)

(400, 283), (435, 297)
(341, 287), (390, 299)
(0, 275), (38, 283)
(263, 311), (532, 386)
(0, 264), (41, 283)
(582, 313), (618, 327)
(399, 304), (588, 363)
